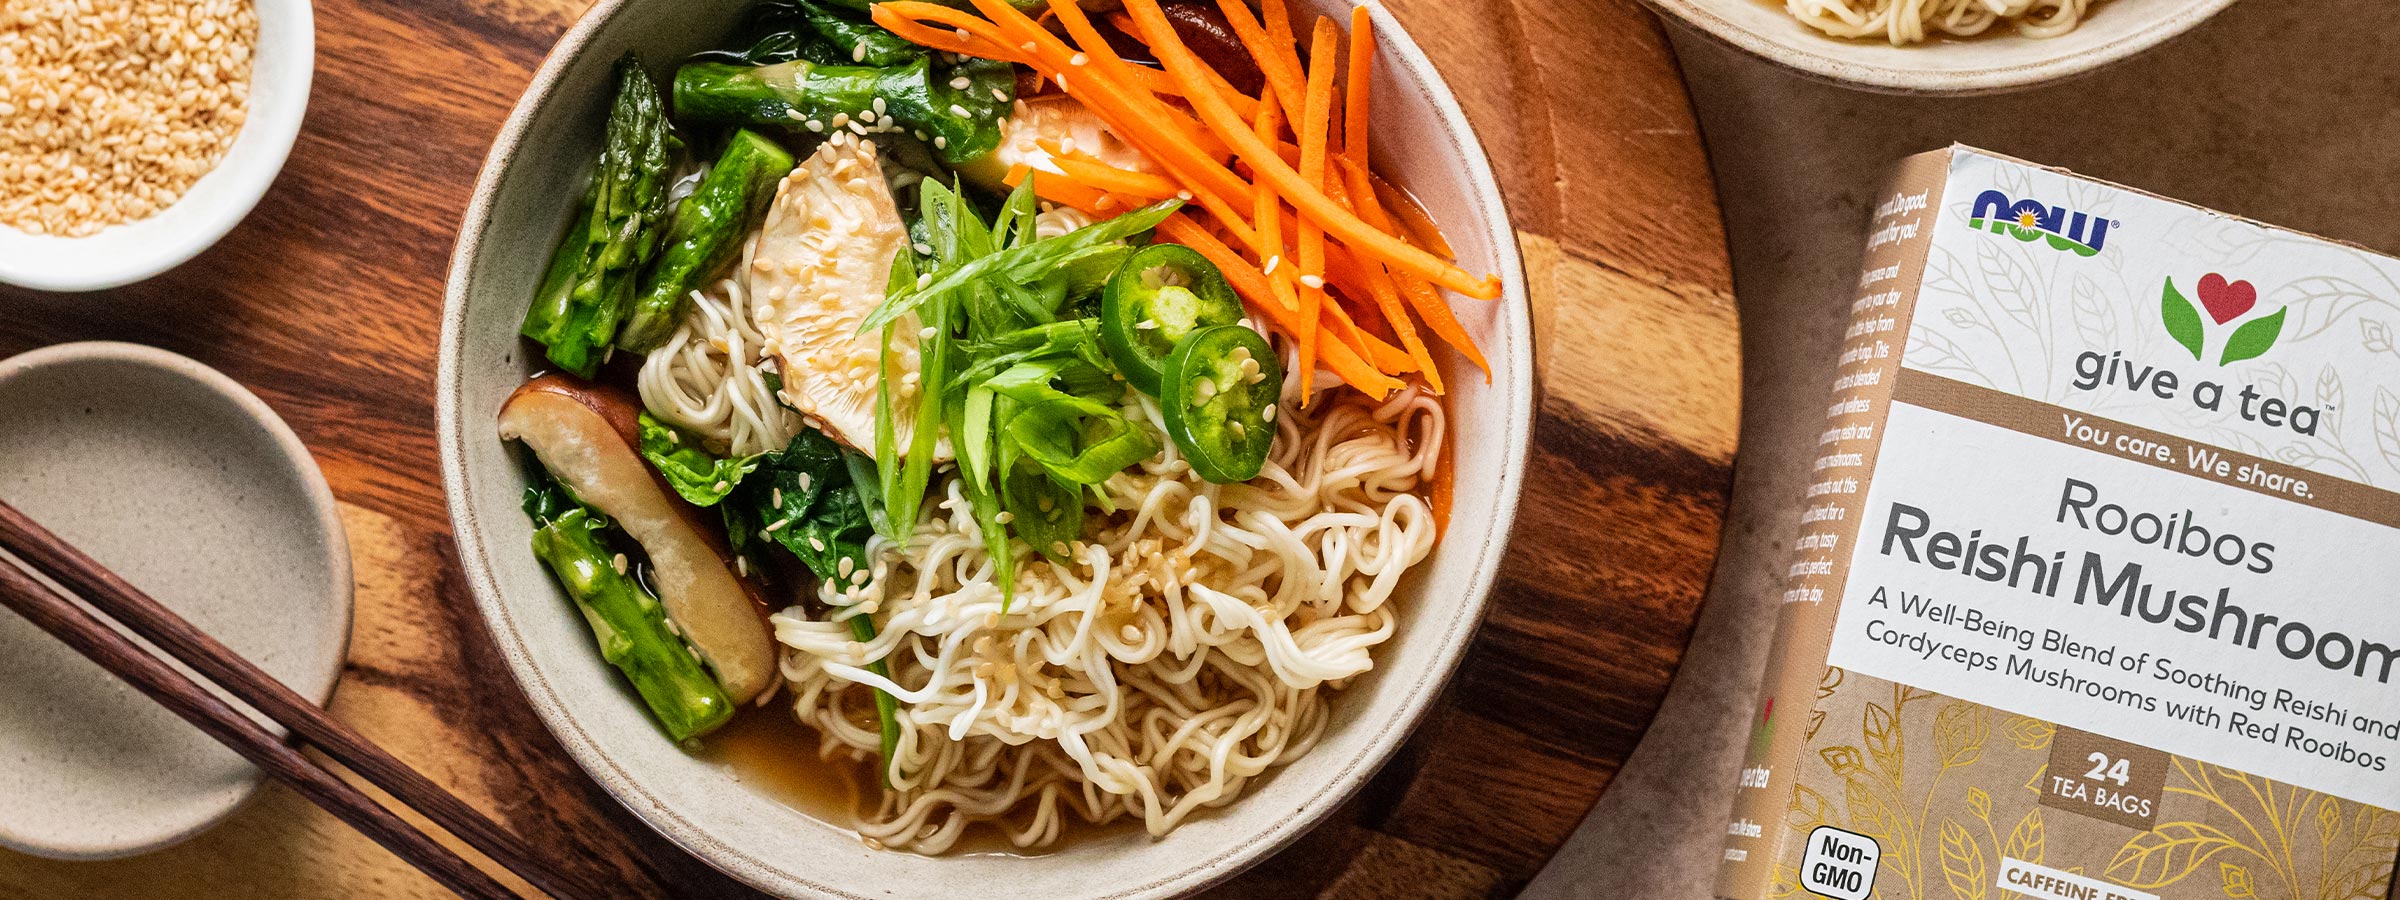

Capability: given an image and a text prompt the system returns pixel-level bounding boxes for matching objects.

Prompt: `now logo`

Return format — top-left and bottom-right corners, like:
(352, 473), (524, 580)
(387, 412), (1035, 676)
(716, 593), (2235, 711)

(1968, 189), (2113, 257)
(2161, 273), (2286, 365)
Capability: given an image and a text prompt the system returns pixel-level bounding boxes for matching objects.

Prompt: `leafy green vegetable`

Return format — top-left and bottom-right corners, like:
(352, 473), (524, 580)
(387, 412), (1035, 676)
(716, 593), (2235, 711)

(635, 412), (759, 507)
(523, 475), (733, 743)
(721, 429), (899, 783)
(692, 0), (921, 68)
(521, 56), (679, 378)
(620, 128), (797, 351)
(731, 430), (876, 584)
(671, 54), (1013, 164)
(802, 2), (920, 66)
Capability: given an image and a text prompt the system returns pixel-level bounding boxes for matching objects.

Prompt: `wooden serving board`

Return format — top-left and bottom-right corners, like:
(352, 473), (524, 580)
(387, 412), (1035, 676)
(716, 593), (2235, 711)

(0, 0), (1735, 895)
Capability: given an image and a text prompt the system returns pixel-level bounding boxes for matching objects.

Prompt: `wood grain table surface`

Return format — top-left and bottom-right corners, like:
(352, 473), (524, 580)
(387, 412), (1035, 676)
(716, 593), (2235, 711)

(0, 0), (1735, 896)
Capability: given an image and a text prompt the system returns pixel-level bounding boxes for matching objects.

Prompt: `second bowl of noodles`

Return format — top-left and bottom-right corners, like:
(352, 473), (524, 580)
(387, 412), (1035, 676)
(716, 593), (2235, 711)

(1648, 0), (2235, 95)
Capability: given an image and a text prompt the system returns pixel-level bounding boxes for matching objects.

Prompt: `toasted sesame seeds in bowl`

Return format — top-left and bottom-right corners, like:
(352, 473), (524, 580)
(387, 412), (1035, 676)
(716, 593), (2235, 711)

(0, 0), (313, 293)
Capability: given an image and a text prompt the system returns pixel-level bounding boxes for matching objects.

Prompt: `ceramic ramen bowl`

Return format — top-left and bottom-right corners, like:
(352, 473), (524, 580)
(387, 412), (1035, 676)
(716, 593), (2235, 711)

(437, 0), (1531, 896)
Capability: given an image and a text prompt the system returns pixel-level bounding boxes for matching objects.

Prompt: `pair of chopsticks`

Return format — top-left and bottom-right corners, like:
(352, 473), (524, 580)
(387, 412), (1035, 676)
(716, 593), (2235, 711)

(0, 500), (598, 900)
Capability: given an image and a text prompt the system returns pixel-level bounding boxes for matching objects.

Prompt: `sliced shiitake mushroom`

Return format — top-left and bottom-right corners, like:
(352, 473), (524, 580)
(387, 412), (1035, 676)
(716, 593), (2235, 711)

(499, 374), (777, 705)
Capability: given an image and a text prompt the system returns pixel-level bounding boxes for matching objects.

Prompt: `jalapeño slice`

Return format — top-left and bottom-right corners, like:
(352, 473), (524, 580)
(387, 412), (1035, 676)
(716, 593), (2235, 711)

(1100, 243), (1244, 396)
(1161, 324), (1283, 483)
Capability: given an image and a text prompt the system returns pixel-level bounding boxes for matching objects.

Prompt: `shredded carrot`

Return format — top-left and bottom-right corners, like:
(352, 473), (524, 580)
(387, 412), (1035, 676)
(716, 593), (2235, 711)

(872, 2), (1028, 62)
(1042, 148), (1181, 199)
(1259, 0), (1306, 106)
(1214, 1), (1308, 134)
(1324, 178), (1440, 390)
(1121, 0), (1500, 299)
(1337, 159), (1489, 374)
(1289, 16), (1342, 396)
(1246, 92), (1301, 316)
(1001, 163), (1141, 218)
(1160, 214), (1400, 397)
(992, 0), (1249, 203)
(1344, 6), (1373, 167)
(1319, 291), (1416, 375)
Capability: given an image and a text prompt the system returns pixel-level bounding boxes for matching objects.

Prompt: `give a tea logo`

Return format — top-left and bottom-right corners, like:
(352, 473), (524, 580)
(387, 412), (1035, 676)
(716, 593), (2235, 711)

(2161, 273), (2287, 365)
(1969, 189), (2113, 257)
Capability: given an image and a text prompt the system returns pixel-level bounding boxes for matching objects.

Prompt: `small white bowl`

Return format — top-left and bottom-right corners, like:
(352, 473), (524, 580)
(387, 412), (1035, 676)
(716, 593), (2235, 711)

(0, 0), (314, 292)
(0, 341), (352, 859)
(1648, 0), (2234, 95)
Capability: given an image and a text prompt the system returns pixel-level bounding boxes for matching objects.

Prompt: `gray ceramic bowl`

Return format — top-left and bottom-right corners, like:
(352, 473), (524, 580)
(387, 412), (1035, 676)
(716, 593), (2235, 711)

(0, 341), (352, 859)
(438, 2), (1530, 896)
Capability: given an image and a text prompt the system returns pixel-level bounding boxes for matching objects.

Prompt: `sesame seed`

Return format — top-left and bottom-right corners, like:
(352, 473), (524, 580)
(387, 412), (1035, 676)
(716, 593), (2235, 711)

(1262, 404), (1278, 422)
(799, 472), (813, 490)
(1134, 319), (1157, 330)
(950, 76), (972, 89)
(1263, 256), (1282, 275)
(1, 0), (259, 235)
(810, 537), (827, 551)
(1300, 274), (1326, 289)
(934, 136), (948, 149)
(913, 242), (933, 255)
(1070, 53), (1089, 66)
(852, 41), (867, 62)
(948, 103), (971, 118)
(772, 487), (784, 508)
(991, 87), (1007, 102)
(611, 553), (629, 575)
(805, 119), (825, 132)
(1119, 625), (1140, 642)
(920, 325), (938, 339)
(916, 273), (932, 289)
(873, 97), (887, 114)
(764, 519), (788, 533)
(1054, 73), (1069, 90)
(996, 511), (1015, 524)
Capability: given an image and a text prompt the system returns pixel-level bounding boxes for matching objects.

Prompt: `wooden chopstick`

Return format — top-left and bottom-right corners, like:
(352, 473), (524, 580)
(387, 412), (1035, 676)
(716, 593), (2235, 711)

(0, 557), (520, 900)
(0, 500), (596, 900)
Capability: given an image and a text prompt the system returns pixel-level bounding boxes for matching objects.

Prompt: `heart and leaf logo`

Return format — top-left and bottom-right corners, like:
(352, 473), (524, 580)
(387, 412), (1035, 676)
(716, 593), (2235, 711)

(2162, 273), (2286, 365)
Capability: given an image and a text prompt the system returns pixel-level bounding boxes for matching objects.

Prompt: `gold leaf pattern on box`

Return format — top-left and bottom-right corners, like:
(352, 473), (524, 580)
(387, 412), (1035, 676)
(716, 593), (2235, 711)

(1779, 671), (2397, 900)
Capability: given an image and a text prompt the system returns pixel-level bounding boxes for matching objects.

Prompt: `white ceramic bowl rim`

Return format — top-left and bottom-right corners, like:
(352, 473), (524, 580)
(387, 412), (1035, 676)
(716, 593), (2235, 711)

(1647, 0), (2237, 95)
(438, 1), (1531, 896)
(0, 339), (353, 859)
(0, 0), (315, 292)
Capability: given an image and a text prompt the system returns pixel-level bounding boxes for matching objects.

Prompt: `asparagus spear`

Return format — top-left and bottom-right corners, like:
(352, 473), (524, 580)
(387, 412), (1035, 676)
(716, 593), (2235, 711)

(672, 55), (1014, 164)
(522, 56), (679, 378)
(525, 482), (734, 742)
(618, 130), (796, 352)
